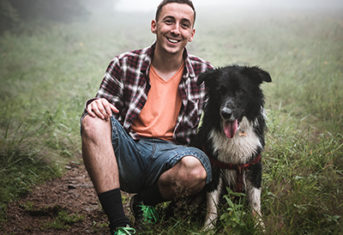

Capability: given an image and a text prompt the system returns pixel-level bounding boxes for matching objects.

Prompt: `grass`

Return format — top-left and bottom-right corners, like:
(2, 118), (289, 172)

(42, 210), (85, 230)
(19, 201), (84, 230)
(0, 6), (342, 234)
(262, 111), (343, 234)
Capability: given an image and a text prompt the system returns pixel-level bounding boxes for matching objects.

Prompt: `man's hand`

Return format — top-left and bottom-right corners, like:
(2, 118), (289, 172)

(86, 98), (119, 120)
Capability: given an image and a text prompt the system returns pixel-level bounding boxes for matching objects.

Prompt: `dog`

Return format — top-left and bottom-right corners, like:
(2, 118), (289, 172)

(191, 65), (271, 230)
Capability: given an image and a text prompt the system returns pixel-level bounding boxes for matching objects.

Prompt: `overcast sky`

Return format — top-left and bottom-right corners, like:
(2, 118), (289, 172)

(115, 0), (224, 12)
(114, 0), (343, 12)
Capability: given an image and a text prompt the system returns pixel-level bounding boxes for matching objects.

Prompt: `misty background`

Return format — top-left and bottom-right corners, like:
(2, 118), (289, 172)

(2, 0), (342, 65)
(2, 0), (343, 34)
(1, 1), (343, 233)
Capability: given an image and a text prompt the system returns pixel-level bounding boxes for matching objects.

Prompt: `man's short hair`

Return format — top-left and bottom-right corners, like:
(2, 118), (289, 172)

(155, 0), (196, 24)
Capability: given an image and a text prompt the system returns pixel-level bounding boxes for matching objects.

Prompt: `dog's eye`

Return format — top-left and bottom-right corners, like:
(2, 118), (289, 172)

(237, 88), (246, 95)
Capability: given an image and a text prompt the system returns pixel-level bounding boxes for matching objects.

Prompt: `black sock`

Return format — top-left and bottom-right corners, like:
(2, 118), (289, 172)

(138, 184), (165, 206)
(98, 188), (130, 231)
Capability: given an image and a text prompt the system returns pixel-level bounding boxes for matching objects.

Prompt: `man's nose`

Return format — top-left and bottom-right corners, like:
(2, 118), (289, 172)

(171, 23), (180, 35)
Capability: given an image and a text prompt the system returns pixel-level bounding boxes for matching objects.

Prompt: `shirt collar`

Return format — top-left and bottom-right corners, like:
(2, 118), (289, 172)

(183, 48), (196, 80)
(143, 43), (195, 80)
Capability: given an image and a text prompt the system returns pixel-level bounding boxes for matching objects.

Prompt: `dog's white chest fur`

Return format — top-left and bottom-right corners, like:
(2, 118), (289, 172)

(204, 117), (264, 230)
(209, 117), (262, 165)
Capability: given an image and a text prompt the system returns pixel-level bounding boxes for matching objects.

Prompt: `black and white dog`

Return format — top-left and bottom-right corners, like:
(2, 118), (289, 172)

(192, 65), (271, 230)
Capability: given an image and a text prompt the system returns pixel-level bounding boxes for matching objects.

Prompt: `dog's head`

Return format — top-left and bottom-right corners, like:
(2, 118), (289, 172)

(197, 65), (271, 138)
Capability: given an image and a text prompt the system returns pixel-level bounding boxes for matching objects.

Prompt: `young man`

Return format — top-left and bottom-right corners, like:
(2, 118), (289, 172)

(81, 0), (213, 234)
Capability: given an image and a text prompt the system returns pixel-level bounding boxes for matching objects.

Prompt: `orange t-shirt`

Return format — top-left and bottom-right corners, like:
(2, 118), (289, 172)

(131, 64), (184, 141)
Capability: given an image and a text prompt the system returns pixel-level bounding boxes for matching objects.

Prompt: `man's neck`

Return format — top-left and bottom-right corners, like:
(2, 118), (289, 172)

(151, 47), (184, 81)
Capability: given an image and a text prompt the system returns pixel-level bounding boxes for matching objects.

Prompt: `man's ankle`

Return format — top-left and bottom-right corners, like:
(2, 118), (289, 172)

(98, 188), (130, 230)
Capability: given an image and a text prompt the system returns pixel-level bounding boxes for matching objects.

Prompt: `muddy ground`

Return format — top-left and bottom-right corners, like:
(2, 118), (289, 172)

(2, 162), (133, 234)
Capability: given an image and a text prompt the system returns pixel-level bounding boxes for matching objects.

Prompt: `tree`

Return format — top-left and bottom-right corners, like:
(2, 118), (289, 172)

(10, 0), (89, 22)
(0, 0), (92, 33)
(0, 0), (20, 32)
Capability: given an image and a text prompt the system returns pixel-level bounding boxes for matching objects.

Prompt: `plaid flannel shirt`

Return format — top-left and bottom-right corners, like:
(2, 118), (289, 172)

(92, 43), (213, 145)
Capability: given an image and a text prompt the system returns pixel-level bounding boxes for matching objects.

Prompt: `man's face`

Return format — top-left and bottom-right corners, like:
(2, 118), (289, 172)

(151, 3), (195, 56)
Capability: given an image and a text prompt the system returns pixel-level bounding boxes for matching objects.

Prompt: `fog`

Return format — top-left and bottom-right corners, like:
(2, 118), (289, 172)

(114, 0), (343, 12)
(96, 0), (343, 33)
(95, 0), (342, 37)
(5, 0), (341, 28)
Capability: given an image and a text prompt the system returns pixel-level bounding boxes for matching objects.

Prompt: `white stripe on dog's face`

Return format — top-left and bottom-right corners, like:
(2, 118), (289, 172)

(220, 97), (237, 121)
(209, 117), (262, 164)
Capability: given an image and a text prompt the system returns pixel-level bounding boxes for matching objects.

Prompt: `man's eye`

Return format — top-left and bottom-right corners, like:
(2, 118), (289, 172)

(164, 19), (173, 24)
(182, 23), (190, 28)
(181, 20), (191, 28)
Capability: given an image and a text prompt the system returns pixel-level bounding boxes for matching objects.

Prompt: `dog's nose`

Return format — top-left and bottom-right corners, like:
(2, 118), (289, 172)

(221, 107), (232, 119)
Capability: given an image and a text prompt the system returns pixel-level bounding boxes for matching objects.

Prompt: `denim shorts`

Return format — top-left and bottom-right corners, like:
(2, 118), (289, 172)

(110, 117), (212, 193)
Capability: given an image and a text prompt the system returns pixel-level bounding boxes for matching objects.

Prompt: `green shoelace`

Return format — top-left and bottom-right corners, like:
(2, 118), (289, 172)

(114, 225), (136, 235)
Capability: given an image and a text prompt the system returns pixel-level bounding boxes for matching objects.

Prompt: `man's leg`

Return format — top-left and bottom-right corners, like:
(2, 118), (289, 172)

(131, 155), (207, 227)
(135, 155), (207, 206)
(81, 115), (130, 231)
(158, 156), (207, 200)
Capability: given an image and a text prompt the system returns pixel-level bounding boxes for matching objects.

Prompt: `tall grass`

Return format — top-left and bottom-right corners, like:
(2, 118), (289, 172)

(193, 8), (343, 234)
(0, 22), (101, 222)
(0, 7), (342, 234)
(0, 12), (155, 224)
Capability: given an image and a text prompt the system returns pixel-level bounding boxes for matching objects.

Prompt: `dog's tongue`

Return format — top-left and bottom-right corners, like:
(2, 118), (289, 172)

(224, 120), (238, 138)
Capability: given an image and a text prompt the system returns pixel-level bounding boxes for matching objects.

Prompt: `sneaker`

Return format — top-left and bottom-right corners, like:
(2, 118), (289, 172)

(113, 225), (136, 235)
(130, 195), (159, 225)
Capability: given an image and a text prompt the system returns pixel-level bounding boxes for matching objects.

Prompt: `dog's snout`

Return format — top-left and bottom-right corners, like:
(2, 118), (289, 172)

(220, 107), (233, 119)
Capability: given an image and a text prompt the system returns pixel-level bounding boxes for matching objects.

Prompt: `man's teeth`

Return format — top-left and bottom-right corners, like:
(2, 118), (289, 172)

(168, 38), (179, 43)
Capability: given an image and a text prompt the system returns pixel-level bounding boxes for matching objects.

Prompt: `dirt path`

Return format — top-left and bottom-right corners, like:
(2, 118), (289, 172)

(2, 162), (132, 234)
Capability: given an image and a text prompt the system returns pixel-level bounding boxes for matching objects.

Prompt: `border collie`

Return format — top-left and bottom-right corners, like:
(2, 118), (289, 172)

(192, 65), (271, 230)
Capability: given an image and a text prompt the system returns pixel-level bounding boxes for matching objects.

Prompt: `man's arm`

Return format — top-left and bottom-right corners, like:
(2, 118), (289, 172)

(83, 58), (124, 120)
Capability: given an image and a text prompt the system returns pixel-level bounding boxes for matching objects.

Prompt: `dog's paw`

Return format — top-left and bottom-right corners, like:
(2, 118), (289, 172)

(202, 219), (216, 232)
(254, 215), (266, 233)
(201, 225), (214, 233)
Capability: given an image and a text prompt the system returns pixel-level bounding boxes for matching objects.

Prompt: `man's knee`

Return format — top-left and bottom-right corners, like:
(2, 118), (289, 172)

(157, 156), (208, 199)
(179, 156), (207, 183)
(81, 114), (111, 139)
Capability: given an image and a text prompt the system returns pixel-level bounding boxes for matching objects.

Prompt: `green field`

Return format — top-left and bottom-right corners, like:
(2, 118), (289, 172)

(0, 5), (342, 234)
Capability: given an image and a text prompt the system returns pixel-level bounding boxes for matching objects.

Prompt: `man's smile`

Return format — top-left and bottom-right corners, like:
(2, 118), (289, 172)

(166, 36), (181, 44)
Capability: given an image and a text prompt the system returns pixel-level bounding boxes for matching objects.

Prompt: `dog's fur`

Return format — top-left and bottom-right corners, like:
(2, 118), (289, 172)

(191, 65), (271, 230)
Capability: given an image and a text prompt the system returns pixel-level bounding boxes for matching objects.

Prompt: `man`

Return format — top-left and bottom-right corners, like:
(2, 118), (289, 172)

(81, 0), (213, 234)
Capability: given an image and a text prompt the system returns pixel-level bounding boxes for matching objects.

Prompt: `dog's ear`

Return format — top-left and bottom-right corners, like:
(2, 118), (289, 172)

(244, 66), (272, 84)
(197, 69), (219, 87)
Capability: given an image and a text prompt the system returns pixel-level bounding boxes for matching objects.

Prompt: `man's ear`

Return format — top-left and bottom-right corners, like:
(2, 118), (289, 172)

(151, 20), (157, 34)
(188, 28), (195, 42)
